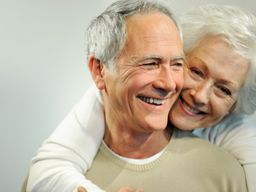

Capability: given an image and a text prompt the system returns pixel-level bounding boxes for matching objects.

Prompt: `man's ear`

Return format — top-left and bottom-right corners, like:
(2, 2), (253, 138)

(88, 55), (106, 90)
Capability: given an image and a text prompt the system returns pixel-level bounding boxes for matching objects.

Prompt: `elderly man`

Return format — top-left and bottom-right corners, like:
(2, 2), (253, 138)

(26, 1), (247, 192)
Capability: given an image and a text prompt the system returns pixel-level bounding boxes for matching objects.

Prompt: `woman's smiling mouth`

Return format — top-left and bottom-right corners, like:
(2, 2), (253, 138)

(179, 96), (207, 116)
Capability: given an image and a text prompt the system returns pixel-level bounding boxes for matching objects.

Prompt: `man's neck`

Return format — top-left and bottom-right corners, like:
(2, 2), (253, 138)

(103, 124), (172, 159)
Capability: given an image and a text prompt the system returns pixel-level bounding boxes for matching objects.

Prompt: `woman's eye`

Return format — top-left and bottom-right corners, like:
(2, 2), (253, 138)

(189, 67), (204, 78)
(216, 85), (232, 96)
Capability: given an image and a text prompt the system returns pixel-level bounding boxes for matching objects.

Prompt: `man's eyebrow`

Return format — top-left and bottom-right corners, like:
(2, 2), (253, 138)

(171, 56), (186, 63)
(141, 55), (163, 60)
(129, 55), (186, 65)
(131, 55), (163, 63)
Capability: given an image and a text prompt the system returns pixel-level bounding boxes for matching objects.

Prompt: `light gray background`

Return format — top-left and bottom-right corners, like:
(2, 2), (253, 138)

(1, 0), (256, 191)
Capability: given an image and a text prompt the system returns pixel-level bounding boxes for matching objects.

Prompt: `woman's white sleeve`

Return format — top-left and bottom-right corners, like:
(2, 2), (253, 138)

(244, 164), (256, 192)
(27, 85), (106, 192)
(194, 113), (256, 192)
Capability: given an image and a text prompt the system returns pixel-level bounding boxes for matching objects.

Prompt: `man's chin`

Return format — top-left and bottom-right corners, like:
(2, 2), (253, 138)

(146, 121), (168, 131)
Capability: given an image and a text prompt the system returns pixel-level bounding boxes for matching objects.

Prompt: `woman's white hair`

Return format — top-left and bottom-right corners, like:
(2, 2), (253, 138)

(180, 4), (256, 116)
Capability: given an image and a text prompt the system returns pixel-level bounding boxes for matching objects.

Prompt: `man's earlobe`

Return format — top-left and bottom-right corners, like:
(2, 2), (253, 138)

(88, 56), (106, 90)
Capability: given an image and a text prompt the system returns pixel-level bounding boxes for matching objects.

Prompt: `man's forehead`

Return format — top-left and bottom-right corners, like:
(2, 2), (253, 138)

(125, 12), (177, 34)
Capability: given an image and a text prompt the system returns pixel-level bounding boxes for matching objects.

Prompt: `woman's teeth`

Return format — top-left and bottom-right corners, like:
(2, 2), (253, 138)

(182, 99), (200, 114)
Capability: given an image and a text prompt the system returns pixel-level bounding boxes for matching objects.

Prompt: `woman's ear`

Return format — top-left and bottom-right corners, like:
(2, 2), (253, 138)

(88, 55), (106, 90)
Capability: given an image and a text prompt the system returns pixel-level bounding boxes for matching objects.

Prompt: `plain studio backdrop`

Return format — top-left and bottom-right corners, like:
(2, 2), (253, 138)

(1, 0), (256, 191)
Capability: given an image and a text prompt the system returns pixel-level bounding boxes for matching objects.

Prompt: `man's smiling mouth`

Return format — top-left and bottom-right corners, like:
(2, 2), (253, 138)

(137, 96), (166, 106)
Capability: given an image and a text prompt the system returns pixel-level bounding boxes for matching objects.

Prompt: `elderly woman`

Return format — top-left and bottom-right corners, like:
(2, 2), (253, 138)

(27, 4), (256, 192)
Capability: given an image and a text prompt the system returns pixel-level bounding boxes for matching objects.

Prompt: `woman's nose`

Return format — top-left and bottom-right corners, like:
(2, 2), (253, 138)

(190, 80), (213, 105)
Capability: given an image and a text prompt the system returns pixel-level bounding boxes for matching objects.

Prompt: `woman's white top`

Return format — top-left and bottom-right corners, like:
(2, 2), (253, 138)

(27, 85), (256, 192)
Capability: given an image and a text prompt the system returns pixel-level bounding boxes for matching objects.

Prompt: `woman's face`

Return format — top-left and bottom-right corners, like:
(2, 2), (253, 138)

(169, 36), (249, 130)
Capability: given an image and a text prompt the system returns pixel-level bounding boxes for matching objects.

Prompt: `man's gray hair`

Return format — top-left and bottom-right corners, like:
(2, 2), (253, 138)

(180, 4), (256, 116)
(85, 0), (179, 71)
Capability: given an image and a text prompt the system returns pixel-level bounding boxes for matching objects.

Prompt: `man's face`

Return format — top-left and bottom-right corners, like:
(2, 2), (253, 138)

(101, 13), (184, 133)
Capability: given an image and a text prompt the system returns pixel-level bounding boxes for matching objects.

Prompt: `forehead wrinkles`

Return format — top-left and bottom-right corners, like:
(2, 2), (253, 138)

(120, 35), (176, 67)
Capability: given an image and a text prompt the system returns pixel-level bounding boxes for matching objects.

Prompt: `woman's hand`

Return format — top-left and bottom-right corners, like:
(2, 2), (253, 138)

(118, 187), (144, 192)
(76, 186), (87, 192)
(75, 186), (144, 192)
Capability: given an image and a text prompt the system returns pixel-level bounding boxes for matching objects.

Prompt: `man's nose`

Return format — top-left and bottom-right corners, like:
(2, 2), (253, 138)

(190, 80), (212, 105)
(152, 68), (177, 97)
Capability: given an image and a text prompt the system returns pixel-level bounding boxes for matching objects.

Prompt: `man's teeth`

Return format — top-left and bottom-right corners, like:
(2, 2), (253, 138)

(139, 96), (165, 105)
(182, 100), (200, 114)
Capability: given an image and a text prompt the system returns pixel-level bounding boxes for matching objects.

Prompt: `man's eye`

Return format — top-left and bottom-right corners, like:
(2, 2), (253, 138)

(141, 63), (159, 69)
(170, 62), (184, 71)
(189, 67), (204, 78)
(173, 62), (184, 67)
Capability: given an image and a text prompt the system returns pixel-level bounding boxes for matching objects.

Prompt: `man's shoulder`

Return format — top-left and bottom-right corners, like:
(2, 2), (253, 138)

(171, 130), (244, 172)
